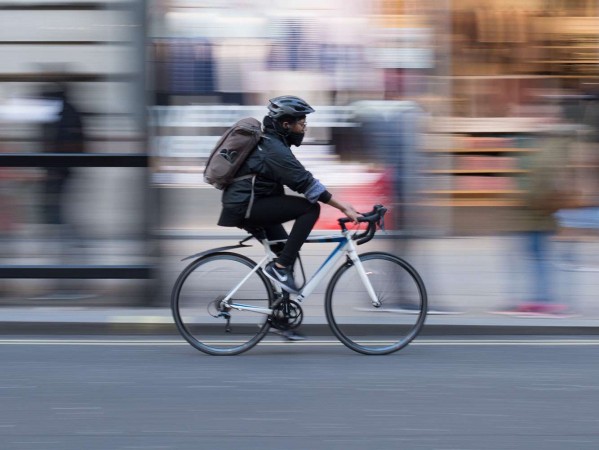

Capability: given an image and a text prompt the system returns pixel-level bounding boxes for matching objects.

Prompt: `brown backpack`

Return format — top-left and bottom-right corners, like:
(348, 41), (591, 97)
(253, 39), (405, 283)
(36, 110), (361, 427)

(203, 117), (263, 190)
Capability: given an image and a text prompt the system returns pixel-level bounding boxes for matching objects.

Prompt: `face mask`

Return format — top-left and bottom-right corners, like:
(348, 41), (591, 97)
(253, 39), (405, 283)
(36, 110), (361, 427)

(287, 131), (305, 147)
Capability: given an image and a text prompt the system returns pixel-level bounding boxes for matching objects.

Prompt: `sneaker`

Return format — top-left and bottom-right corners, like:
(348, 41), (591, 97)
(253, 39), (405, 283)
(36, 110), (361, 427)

(270, 328), (306, 341)
(492, 302), (571, 317)
(263, 262), (299, 294)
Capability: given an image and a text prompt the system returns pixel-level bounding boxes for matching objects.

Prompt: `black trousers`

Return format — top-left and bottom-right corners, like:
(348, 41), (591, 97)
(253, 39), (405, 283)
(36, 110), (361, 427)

(242, 196), (320, 267)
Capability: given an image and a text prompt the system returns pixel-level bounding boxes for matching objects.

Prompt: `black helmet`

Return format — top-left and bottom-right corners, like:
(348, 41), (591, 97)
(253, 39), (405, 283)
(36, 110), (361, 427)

(267, 95), (315, 119)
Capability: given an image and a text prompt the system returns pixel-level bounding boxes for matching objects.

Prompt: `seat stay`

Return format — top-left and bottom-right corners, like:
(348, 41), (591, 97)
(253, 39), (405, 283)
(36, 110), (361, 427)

(222, 255), (270, 304)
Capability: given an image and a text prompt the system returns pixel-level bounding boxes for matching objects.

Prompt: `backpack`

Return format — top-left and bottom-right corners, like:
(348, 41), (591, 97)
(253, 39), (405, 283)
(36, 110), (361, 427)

(203, 117), (263, 190)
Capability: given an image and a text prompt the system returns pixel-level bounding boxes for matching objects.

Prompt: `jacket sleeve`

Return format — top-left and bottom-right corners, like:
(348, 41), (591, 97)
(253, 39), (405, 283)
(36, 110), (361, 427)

(304, 179), (332, 203)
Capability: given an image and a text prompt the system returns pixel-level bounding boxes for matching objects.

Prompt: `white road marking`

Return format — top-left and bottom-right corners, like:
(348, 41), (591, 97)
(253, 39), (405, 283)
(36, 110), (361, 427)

(0, 338), (598, 346)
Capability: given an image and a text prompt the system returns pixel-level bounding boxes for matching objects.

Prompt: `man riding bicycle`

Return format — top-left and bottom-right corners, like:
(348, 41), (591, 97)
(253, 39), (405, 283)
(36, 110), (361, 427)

(217, 95), (359, 294)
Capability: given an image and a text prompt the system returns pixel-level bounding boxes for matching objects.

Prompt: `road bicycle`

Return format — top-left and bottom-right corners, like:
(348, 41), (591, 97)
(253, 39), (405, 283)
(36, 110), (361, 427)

(171, 205), (427, 355)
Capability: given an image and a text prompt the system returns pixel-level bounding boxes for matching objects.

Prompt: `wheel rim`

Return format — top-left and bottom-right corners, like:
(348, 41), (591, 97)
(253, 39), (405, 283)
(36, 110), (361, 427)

(326, 253), (427, 355)
(173, 253), (272, 355)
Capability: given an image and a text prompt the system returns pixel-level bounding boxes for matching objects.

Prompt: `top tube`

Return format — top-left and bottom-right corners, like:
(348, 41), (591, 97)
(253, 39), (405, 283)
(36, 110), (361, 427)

(304, 234), (347, 244)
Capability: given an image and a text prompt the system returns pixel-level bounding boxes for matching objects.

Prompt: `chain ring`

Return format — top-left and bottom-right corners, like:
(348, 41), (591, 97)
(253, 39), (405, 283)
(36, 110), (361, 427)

(269, 299), (303, 331)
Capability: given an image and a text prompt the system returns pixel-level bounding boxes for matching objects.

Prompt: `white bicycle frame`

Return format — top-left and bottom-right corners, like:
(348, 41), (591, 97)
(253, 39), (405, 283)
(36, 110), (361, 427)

(222, 229), (381, 316)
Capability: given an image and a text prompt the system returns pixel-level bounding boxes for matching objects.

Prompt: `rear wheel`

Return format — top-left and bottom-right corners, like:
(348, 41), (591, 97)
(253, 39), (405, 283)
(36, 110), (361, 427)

(325, 252), (427, 355)
(171, 252), (274, 355)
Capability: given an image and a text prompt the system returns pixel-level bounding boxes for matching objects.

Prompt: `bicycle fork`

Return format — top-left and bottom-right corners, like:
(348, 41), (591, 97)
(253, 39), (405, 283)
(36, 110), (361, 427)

(345, 241), (381, 308)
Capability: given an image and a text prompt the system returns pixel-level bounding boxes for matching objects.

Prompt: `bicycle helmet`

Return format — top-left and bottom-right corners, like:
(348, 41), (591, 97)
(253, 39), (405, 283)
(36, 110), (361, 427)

(267, 95), (315, 119)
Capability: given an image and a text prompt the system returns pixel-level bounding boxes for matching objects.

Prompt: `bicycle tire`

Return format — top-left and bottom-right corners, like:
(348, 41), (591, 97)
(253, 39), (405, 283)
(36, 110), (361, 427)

(171, 252), (274, 355)
(324, 252), (427, 355)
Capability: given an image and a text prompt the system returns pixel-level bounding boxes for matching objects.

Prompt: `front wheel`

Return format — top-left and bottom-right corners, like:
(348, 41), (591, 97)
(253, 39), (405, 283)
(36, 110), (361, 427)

(325, 252), (427, 355)
(171, 252), (274, 355)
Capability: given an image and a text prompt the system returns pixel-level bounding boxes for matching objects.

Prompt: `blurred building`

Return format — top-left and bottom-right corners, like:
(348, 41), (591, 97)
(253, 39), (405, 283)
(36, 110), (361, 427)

(0, 0), (149, 303)
(435, 0), (599, 234)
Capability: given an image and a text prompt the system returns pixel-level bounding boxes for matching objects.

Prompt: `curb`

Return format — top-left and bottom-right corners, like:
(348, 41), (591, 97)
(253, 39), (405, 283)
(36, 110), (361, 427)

(2, 322), (599, 336)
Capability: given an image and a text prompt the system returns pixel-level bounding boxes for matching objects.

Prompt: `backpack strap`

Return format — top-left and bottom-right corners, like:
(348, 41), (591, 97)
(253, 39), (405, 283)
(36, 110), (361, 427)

(229, 169), (256, 220)
(230, 138), (267, 219)
(244, 174), (257, 219)
(232, 174), (255, 183)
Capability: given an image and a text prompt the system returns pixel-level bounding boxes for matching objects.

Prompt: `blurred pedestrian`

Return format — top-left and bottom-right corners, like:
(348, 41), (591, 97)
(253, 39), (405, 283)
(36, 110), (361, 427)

(498, 126), (578, 316)
(34, 81), (91, 300)
(39, 82), (85, 250)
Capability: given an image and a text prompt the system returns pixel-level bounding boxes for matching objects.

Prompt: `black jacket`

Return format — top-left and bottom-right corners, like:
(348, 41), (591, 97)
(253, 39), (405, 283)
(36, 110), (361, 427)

(217, 127), (331, 227)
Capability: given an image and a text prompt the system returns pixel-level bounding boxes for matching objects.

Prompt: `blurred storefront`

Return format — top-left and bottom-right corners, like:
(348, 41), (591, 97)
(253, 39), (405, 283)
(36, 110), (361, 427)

(435, 0), (599, 234)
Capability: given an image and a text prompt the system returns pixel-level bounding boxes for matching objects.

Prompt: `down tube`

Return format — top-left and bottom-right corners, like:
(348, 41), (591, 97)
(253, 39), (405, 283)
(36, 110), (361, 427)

(298, 239), (348, 300)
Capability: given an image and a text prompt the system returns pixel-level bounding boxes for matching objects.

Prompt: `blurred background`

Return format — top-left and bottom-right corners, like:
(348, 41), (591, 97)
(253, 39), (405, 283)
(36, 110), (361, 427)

(0, 0), (598, 315)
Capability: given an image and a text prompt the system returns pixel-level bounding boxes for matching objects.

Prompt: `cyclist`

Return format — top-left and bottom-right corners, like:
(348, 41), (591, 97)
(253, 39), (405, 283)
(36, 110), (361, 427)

(218, 95), (359, 293)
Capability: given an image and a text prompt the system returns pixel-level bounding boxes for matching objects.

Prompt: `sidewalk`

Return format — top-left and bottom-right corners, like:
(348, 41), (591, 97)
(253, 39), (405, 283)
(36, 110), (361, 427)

(2, 234), (599, 335)
(2, 306), (599, 336)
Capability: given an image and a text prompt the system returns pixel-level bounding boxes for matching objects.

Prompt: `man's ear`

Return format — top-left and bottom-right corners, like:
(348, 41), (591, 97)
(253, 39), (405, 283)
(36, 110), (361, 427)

(282, 121), (290, 130)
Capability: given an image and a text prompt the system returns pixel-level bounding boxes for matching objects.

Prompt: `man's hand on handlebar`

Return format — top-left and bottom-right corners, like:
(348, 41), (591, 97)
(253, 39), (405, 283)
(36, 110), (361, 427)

(327, 197), (360, 223)
(340, 202), (360, 223)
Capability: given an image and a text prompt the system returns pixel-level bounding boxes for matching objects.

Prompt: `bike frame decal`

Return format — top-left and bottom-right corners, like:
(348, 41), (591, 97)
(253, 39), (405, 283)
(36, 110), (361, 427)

(305, 235), (346, 244)
(294, 236), (351, 301)
(315, 239), (346, 273)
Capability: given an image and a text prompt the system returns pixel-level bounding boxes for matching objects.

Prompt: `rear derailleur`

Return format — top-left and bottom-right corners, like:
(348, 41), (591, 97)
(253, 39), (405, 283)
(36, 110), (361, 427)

(208, 295), (232, 332)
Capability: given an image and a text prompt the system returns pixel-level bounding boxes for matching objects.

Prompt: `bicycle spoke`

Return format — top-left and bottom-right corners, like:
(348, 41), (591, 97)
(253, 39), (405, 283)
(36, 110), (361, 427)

(171, 253), (273, 355)
(325, 252), (427, 355)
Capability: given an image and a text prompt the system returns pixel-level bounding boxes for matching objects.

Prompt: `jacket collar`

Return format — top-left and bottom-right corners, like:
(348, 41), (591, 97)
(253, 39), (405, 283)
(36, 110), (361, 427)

(263, 127), (289, 146)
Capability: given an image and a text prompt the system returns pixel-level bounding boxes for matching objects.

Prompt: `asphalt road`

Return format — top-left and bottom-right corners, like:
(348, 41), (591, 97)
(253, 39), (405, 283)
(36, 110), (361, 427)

(1, 336), (599, 450)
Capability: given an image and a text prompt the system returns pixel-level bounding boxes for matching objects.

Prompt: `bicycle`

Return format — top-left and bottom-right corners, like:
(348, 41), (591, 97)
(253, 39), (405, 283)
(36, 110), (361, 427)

(171, 204), (428, 355)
